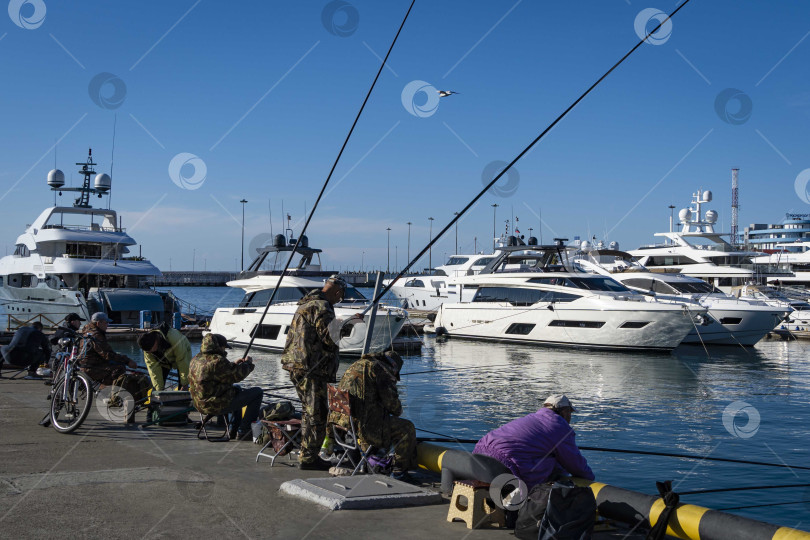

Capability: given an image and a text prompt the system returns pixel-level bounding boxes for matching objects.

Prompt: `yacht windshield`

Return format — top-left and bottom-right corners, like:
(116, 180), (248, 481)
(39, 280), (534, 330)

(567, 277), (630, 292)
(669, 281), (717, 294)
(240, 285), (366, 307)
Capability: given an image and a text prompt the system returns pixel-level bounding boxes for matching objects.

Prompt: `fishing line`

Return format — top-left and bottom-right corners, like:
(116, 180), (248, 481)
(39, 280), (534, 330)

(679, 483), (810, 496)
(242, 0), (416, 358)
(717, 500), (810, 511)
(414, 433), (810, 471)
(367, 0), (693, 309)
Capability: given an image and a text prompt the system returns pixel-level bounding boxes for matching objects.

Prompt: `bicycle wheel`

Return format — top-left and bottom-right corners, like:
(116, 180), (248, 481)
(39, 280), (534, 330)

(50, 372), (93, 433)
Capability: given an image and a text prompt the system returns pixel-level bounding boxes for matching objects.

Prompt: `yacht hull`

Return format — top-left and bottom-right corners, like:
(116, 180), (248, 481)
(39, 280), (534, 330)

(0, 285), (89, 327)
(434, 300), (698, 351)
(684, 305), (786, 346)
(208, 304), (408, 355)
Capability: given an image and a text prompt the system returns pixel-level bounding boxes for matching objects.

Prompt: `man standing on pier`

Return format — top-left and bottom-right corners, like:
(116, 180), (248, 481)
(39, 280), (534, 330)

(281, 275), (352, 470)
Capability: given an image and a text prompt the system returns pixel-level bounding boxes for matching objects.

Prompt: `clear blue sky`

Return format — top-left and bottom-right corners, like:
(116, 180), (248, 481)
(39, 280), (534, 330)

(2, 0), (809, 271)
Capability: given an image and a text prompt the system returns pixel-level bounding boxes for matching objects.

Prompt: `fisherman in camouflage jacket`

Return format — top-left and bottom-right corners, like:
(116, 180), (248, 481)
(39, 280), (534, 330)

(328, 351), (416, 477)
(189, 333), (262, 440)
(281, 275), (359, 470)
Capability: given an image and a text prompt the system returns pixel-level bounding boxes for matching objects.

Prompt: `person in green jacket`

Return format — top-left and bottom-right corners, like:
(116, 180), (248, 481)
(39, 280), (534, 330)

(137, 326), (191, 391)
(328, 351), (416, 479)
(189, 333), (262, 440)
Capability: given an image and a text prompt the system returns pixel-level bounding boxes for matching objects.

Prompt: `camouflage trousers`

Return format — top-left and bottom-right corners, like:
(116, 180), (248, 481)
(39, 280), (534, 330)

(292, 375), (328, 463)
(359, 417), (417, 472)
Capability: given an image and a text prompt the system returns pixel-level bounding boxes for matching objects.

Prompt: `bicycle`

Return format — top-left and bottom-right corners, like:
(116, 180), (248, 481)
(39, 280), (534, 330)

(48, 334), (94, 433)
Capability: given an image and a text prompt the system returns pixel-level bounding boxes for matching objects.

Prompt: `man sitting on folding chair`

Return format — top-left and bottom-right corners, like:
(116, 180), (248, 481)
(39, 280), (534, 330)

(327, 351), (416, 481)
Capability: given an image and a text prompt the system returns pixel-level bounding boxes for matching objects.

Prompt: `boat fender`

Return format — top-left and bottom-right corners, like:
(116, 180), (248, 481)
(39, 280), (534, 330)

(434, 326), (447, 336)
(416, 443), (509, 493)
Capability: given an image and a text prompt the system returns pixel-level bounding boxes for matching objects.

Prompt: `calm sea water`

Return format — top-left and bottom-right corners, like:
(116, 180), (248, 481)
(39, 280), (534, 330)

(82, 287), (810, 529)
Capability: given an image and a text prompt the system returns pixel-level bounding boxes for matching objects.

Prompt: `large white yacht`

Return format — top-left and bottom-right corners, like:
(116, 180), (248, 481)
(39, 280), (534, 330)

(752, 242), (810, 287)
(208, 233), (408, 354)
(433, 244), (704, 351)
(0, 149), (166, 328)
(385, 251), (499, 311)
(629, 189), (790, 294)
(572, 247), (790, 346)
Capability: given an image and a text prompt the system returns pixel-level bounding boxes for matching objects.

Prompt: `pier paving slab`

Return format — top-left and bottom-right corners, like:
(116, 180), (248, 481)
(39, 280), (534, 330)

(0, 377), (654, 539)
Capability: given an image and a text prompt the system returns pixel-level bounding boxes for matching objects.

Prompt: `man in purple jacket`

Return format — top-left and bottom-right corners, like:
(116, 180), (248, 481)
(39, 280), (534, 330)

(473, 394), (594, 489)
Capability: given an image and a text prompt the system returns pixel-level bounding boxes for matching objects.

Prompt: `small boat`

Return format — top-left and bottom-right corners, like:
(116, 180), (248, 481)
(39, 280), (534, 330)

(208, 232), (407, 354)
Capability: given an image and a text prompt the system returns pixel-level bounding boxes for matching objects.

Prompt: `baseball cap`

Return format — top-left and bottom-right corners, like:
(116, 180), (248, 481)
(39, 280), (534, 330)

(91, 312), (111, 323)
(543, 394), (577, 412)
(65, 313), (85, 323)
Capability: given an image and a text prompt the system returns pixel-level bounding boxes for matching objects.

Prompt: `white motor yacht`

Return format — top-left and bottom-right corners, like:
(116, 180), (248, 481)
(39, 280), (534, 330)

(433, 244), (704, 351)
(385, 251), (498, 311)
(572, 247), (790, 346)
(208, 233), (407, 354)
(0, 149), (167, 328)
(629, 189), (790, 294)
(752, 242), (810, 287)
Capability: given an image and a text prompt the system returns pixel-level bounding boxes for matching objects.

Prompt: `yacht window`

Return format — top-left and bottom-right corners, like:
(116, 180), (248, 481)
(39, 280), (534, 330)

(405, 279), (425, 288)
(505, 323), (535, 335)
(445, 257), (469, 265)
(472, 258), (495, 267)
(620, 321), (650, 329)
(548, 320), (605, 328)
(526, 276), (573, 287)
(719, 317), (743, 325)
(646, 255), (698, 266)
(623, 278), (655, 291)
(669, 281), (716, 294)
(13, 244), (30, 257)
(567, 277), (630, 292)
(250, 324), (281, 340)
(472, 287), (579, 305)
(430, 280), (446, 289)
(651, 280), (678, 294)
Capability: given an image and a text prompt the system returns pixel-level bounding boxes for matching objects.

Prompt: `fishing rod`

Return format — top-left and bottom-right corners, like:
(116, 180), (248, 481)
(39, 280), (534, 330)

(415, 432), (810, 472)
(242, 0), (416, 359)
(365, 0), (692, 310)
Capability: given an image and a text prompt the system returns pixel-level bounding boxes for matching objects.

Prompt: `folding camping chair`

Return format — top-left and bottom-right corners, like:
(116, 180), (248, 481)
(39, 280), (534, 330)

(256, 418), (302, 466)
(196, 411), (231, 442)
(327, 384), (377, 476)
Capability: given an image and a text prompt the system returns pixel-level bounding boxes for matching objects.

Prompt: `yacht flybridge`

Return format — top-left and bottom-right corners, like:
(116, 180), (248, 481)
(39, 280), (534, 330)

(629, 189), (790, 293)
(208, 232), (407, 354)
(572, 247), (789, 346)
(0, 149), (168, 328)
(433, 243), (704, 351)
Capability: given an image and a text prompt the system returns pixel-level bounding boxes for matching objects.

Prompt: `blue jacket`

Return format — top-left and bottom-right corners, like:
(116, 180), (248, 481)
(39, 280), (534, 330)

(473, 407), (594, 488)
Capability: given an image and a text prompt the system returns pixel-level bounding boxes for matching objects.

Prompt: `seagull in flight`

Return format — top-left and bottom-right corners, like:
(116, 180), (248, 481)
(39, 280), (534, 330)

(438, 90), (459, 97)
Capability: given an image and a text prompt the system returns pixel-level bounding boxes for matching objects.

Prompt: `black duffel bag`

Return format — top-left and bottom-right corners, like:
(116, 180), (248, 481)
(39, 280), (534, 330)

(538, 480), (596, 540)
(514, 482), (554, 540)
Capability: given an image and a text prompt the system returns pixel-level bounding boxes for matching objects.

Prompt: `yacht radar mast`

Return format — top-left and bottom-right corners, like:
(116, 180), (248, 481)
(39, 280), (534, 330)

(48, 148), (111, 208)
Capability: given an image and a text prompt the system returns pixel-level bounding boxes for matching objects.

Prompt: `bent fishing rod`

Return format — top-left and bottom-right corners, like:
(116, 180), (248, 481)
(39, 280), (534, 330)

(365, 0), (692, 311)
(240, 1), (416, 359)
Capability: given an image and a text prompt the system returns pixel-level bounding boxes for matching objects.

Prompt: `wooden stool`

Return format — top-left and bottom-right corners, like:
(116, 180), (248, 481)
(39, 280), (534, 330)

(446, 480), (506, 529)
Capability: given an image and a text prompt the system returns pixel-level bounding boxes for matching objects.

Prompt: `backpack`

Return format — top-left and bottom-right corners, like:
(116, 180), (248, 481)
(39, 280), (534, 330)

(538, 481), (597, 540)
(514, 482), (554, 539)
(254, 401), (295, 446)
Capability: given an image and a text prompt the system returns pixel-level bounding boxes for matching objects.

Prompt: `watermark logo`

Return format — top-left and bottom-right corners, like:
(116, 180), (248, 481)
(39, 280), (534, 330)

(482, 160), (520, 198)
(248, 233), (275, 258)
(722, 400), (760, 439)
(8, 0), (46, 30)
(489, 473), (529, 511)
(634, 8), (673, 45)
(794, 169), (810, 204)
(714, 88), (753, 125)
(176, 471), (215, 503)
(321, 0), (359, 37)
(401, 80), (440, 118)
(169, 153), (207, 190)
(88, 72), (127, 110)
(95, 385), (134, 423)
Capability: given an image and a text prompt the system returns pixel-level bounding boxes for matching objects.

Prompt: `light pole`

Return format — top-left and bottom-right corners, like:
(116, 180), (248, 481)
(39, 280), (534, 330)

(386, 227), (391, 273)
(361, 251), (365, 272)
(395, 245), (398, 272)
(668, 204), (676, 245)
(192, 249), (195, 272)
(428, 217), (435, 269)
(491, 203), (499, 250)
(406, 221), (412, 263)
(453, 212), (459, 254)
(240, 199), (248, 271)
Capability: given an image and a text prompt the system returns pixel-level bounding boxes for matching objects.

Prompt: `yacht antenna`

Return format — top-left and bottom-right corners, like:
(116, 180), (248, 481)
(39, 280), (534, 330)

(241, 0), (416, 357)
(364, 0), (693, 309)
(109, 114), (117, 210)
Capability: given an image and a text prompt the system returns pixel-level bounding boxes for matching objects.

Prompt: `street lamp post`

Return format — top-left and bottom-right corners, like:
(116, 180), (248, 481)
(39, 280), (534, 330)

(453, 212), (459, 254)
(428, 217), (435, 269)
(361, 251), (365, 272)
(491, 204), (499, 250)
(240, 199), (248, 271)
(406, 221), (412, 263)
(386, 227), (391, 273)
